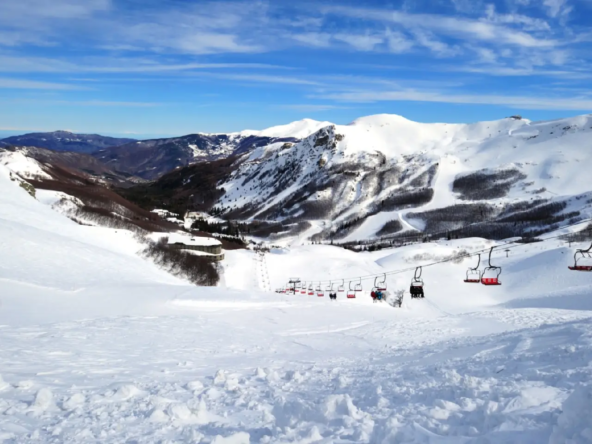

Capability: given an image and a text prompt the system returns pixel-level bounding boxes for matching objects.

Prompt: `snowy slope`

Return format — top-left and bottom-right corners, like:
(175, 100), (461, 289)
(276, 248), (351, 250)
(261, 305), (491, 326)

(239, 118), (333, 139)
(0, 150), (51, 180)
(3, 121), (592, 442)
(214, 114), (592, 243)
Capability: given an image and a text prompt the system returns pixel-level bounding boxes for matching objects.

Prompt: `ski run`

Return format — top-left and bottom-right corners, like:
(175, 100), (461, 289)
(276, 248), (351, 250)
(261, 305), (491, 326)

(2, 141), (592, 443)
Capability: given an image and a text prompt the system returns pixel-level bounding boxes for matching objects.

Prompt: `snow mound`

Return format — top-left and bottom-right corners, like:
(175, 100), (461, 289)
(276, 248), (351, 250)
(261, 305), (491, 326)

(0, 374), (10, 392)
(211, 432), (250, 444)
(549, 384), (592, 444)
(31, 388), (56, 412)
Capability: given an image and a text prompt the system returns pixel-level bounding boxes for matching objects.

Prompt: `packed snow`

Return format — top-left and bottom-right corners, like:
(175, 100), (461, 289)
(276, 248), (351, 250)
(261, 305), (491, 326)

(167, 233), (222, 247)
(2, 154), (592, 443)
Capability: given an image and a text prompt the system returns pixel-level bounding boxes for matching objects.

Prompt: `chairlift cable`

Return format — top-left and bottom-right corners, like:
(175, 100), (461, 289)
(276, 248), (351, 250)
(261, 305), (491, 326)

(294, 217), (592, 285)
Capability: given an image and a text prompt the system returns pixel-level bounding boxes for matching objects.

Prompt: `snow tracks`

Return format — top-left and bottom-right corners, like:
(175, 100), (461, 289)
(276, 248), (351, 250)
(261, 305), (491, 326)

(1, 312), (591, 443)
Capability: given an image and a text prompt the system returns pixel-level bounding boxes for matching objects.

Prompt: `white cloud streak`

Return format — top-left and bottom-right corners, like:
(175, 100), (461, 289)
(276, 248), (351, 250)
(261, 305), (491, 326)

(543, 0), (571, 17)
(277, 104), (350, 112)
(323, 5), (559, 48)
(320, 88), (592, 110)
(0, 55), (288, 73)
(0, 78), (87, 90)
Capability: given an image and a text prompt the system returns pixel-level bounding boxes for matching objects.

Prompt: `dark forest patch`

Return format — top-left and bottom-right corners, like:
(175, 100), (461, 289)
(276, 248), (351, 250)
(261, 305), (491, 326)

(453, 169), (526, 200)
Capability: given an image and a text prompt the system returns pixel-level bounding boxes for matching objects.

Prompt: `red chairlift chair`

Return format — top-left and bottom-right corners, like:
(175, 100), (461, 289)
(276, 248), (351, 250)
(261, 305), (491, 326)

(354, 278), (363, 296)
(481, 247), (502, 286)
(316, 282), (324, 297)
(568, 242), (592, 271)
(347, 281), (356, 299)
(464, 254), (482, 283)
(376, 273), (387, 291)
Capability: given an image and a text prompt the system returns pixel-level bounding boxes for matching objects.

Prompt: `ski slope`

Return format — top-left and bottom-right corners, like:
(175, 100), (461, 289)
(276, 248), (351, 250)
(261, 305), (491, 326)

(1, 160), (592, 443)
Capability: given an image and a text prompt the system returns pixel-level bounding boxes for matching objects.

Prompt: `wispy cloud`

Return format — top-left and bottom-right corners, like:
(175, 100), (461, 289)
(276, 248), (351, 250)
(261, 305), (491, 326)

(450, 65), (591, 79)
(66, 100), (160, 107)
(207, 73), (321, 86)
(0, 78), (87, 90)
(333, 34), (384, 51)
(0, 0), (110, 21)
(277, 104), (350, 112)
(0, 55), (290, 74)
(542, 0), (572, 18)
(319, 88), (592, 110)
(5, 98), (160, 107)
(411, 30), (460, 57)
(292, 32), (332, 48)
(323, 5), (559, 49)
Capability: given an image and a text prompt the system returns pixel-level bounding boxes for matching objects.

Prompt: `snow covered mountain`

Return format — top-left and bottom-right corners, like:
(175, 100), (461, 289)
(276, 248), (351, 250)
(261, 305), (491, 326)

(92, 119), (331, 180)
(204, 113), (592, 242)
(0, 130), (136, 154)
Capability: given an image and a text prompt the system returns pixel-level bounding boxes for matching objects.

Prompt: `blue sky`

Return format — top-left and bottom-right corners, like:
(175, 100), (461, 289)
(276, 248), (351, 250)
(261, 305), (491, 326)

(1, 0), (591, 138)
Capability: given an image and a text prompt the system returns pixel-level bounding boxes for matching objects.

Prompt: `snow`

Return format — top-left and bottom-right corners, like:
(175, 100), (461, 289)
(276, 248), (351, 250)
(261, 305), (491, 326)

(151, 208), (178, 218)
(188, 143), (208, 158)
(549, 384), (592, 444)
(0, 150), (51, 180)
(167, 233), (222, 247)
(2, 156), (592, 442)
(238, 118), (332, 139)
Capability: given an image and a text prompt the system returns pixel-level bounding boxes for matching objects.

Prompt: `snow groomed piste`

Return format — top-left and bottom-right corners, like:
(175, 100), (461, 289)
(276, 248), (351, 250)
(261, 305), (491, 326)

(279, 218), (592, 305)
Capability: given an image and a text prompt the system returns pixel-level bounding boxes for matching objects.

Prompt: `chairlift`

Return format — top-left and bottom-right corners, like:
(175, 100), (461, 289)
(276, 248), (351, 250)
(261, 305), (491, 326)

(410, 266), (424, 298)
(347, 281), (356, 299)
(288, 277), (300, 294)
(375, 273), (387, 291)
(568, 242), (592, 271)
(337, 279), (345, 292)
(300, 281), (307, 294)
(481, 247), (502, 286)
(326, 282), (334, 293)
(354, 278), (363, 293)
(316, 282), (324, 297)
(464, 254), (481, 283)
(307, 282), (314, 296)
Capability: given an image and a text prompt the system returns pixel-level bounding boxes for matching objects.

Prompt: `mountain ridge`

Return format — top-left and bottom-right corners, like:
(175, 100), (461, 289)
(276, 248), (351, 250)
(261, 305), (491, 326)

(0, 130), (136, 154)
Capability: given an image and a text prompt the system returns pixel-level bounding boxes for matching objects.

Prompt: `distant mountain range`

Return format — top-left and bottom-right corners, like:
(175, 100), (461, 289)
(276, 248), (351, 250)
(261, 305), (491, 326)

(4, 114), (592, 244)
(1, 120), (331, 180)
(0, 131), (136, 154)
